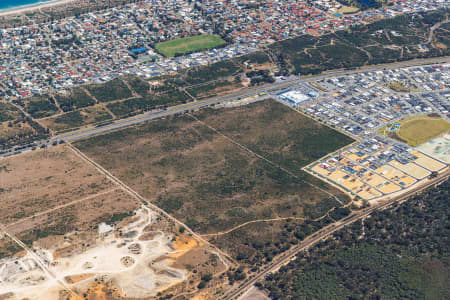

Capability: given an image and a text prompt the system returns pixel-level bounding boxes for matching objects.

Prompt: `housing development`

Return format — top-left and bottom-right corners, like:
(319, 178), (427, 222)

(0, 0), (446, 99)
(278, 63), (449, 201)
(0, 0), (449, 300)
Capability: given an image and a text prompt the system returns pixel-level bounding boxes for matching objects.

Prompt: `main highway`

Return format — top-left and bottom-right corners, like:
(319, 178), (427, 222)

(1, 56), (448, 158)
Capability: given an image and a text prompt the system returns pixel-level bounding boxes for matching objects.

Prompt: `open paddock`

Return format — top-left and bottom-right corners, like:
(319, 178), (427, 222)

(0, 146), (116, 225)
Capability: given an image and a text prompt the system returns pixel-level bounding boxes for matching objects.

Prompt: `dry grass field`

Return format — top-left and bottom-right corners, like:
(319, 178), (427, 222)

(0, 146), (116, 225)
(0, 145), (143, 247)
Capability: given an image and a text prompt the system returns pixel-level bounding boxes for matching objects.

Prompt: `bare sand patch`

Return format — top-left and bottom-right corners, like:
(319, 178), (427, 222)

(64, 273), (94, 284)
(375, 165), (417, 187)
(416, 134), (450, 164)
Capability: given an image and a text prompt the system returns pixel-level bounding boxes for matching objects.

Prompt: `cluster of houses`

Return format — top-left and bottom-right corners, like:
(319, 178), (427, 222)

(0, 0), (446, 101)
(279, 63), (450, 200)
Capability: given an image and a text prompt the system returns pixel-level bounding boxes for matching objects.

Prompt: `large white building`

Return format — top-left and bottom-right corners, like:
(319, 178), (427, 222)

(280, 90), (310, 105)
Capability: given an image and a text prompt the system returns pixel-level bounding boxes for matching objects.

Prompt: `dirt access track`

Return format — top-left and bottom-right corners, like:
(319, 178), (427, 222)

(0, 145), (226, 300)
(73, 99), (355, 269)
(74, 100), (354, 235)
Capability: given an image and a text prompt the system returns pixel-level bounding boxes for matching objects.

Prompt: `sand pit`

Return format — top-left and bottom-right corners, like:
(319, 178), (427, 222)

(169, 235), (203, 259)
(120, 256), (136, 267)
(0, 208), (197, 300)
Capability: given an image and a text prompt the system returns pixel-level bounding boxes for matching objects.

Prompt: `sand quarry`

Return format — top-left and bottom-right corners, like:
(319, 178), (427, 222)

(0, 207), (201, 300)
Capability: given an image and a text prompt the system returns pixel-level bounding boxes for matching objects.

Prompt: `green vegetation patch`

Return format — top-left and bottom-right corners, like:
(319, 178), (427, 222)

(237, 51), (272, 65)
(55, 87), (95, 112)
(0, 102), (22, 122)
(263, 179), (450, 299)
(21, 95), (60, 118)
(123, 75), (150, 96)
(269, 9), (449, 75)
(74, 100), (353, 264)
(183, 59), (241, 85)
(86, 78), (133, 103)
(155, 34), (226, 57)
(54, 110), (84, 128)
(106, 91), (190, 118)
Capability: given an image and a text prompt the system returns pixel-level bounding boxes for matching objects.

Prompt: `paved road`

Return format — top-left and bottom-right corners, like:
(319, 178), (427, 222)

(1, 56), (448, 158)
(221, 172), (449, 300)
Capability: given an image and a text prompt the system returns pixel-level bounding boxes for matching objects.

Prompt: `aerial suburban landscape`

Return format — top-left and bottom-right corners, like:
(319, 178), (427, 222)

(0, 0), (448, 299)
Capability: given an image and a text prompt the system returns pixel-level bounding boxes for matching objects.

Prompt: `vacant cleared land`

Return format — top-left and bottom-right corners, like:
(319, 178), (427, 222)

(155, 34), (226, 57)
(75, 100), (353, 263)
(380, 115), (450, 147)
(0, 145), (118, 225)
(417, 134), (450, 164)
(7, 188), (139, 238)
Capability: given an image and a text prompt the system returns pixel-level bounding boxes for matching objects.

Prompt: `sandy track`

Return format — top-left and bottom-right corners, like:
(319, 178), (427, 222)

(68, 144), (236, 267)
(187, 113), (345, 205)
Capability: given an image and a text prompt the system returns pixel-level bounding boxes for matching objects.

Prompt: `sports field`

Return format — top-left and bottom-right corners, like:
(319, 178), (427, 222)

(337, 5), (360, 14)
(155, 34), (226, 57)
(379, 115), (450, 147)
